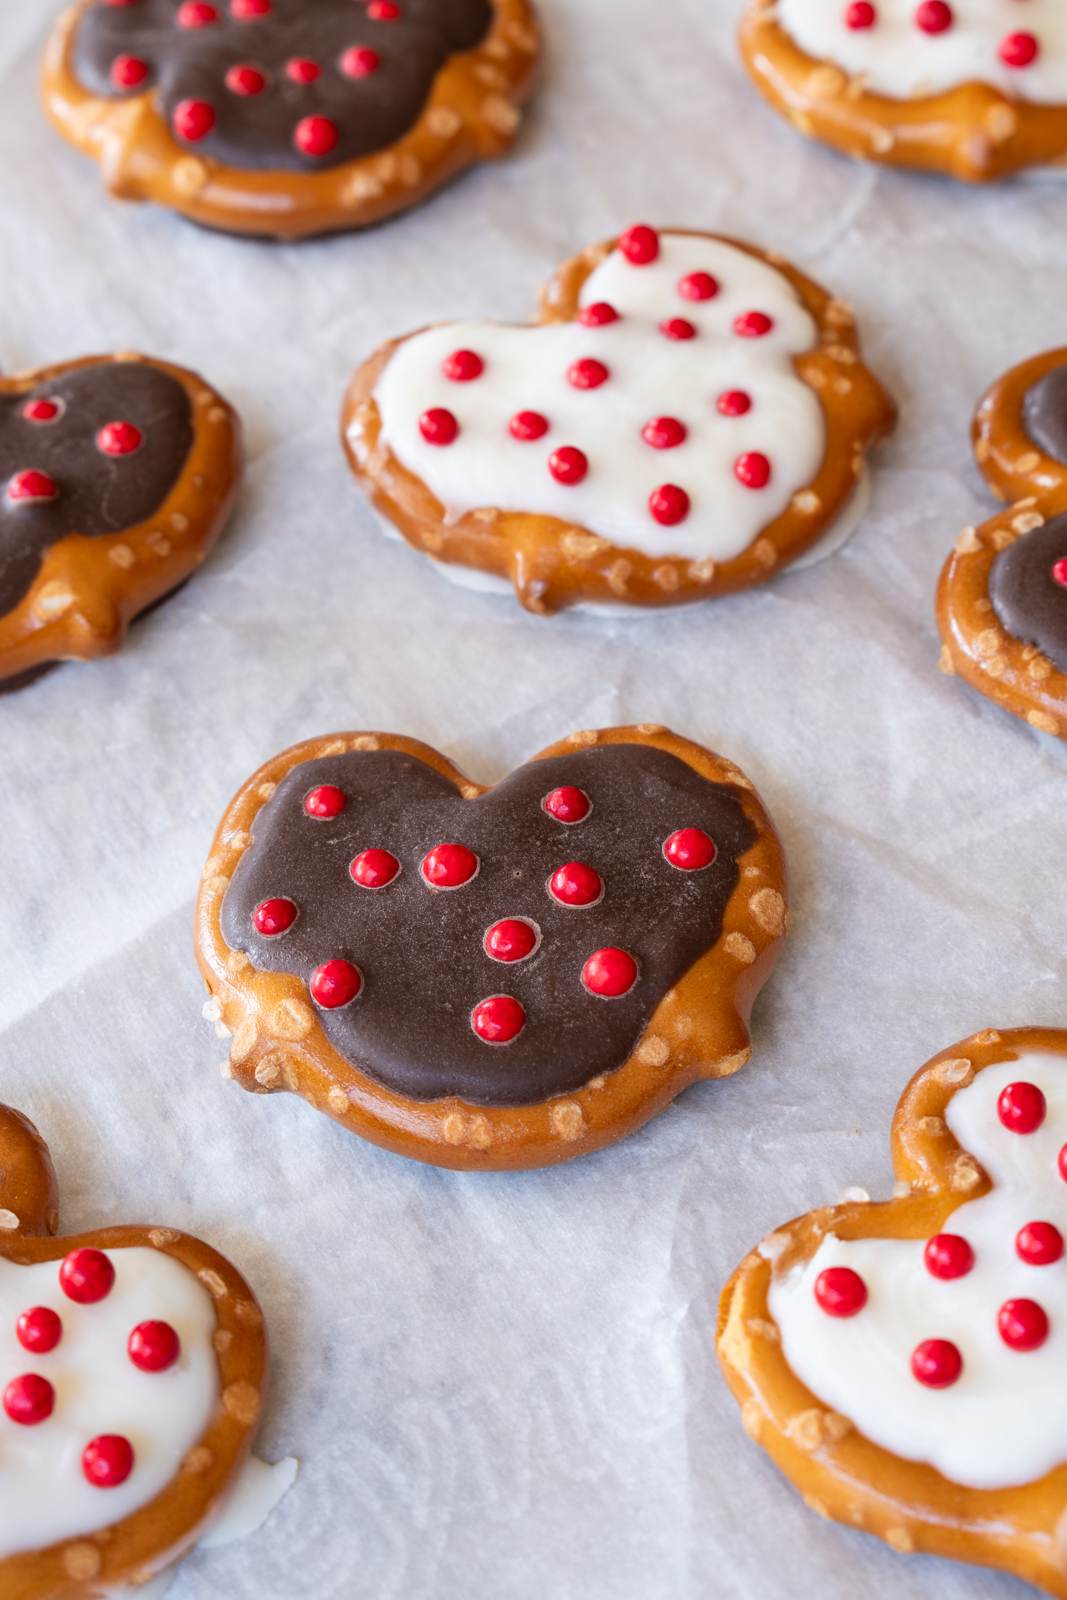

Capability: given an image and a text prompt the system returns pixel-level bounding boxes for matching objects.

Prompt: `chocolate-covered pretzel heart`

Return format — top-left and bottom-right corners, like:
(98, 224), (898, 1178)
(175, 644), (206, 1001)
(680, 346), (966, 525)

(44, 0), (540, 240)
(196, 726), (789, 1170)
(0, 354), (240, 686)
(938, 347), (1067, 740)
(719, 1027), (1067, 1598)
(343, 227), (895, 614)
(0, 1103), (269, 1596)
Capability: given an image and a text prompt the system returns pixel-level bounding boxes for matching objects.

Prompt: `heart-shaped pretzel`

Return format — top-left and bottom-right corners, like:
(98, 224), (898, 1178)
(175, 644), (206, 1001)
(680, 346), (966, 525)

(342, 226), (895, 614)
(0, 352), (240, 687)
(195, 725), (788, 1170)
(0, 1103), (268, 1597)
(719, 1027), (1067, 1598)
(43, 0), (540, 240)
(740, 0), (1067, 182)
(937, 348), (1067, 739)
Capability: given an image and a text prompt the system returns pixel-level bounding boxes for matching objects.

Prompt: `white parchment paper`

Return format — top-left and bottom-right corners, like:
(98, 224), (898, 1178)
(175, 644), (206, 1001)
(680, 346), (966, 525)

(1, 4), (1064, 1596)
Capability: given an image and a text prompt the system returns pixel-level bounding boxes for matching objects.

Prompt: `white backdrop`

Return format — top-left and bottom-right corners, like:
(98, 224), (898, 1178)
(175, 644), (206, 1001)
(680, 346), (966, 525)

(1, 4), (1063, 1597)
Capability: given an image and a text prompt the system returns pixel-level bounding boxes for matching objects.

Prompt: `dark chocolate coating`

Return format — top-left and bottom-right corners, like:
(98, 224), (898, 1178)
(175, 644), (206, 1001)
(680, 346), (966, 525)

(991, 511), (1067, 677)
(0, 362), (193, 619)
(1023, 364), (1067, 466)
(74, 0), (493, 173)
(221, 744), (756, 1106)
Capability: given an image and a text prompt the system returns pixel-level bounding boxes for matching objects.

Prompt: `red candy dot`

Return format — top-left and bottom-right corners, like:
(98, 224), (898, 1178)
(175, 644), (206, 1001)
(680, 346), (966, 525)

(568, 358), (609, 390)
(443, 349), (484, 383)
(83, 1435), (134, 1489)
(96, 420), (142, 457)
(177, 1), (218, 25)
(998, 1081), (1047, 1134)
(582, 947), (638, 999)
(1017, 1222), (1064, 1267)
(310, 959), (363, 1009)
(845, 1), (876, 26)
(542, 785), (591, 824)
(22, 398), (61, 424)
(60, 1249), (115, 1305)
(678, 271), (718, 302)
(226, 64), (266, 94)
(734, 311), (774, 338)
(1052, 559), (1067, 589)
(295, 115), (339, 158)
(735, 451), (771, 490)
(470, 994), (525, 1045)
(717, 389), (752, 417)
(350, 848), (400, 890)
(110, 54), (150, 88)
(814, 1266), (867, 1317)
(1000, 32), (1039, 69)
(619, 225), (660, 265)
(509, 410), (549, 442)
(911, 1338), (962, 1388)
(8, 469), (58, 503)
(304, 784), (346, 819)
(923, 1233), (974, 1279)
(128, 1320), (180, 1373)
(173, 99), (216, 142)
(548, 861), (602, 908)
(17, 1307), (62, 1355)
(342, 46), (381, 78)
(231, 0), (271, 13)
(998, 1297), (1049, 1352)
(549, 446), (588, 486)
(286, 58), (321, 83)
(1059, 1142), (1067, 1183)
(915, 0), (952, 33)
(419, 407), (459, 446)
(421, 842), (479, 889)
(579, 302), (619, 327)
(649, 484), (690, 526)
(484, 918), (538, 964)
(252, 897), (297, 937)
(643, 417), (688, 450)
(663, 827), (716, 872)
(3, 1374), (55, 1426)
(660, 318), (696, 341)
(367, 0), (401, 17)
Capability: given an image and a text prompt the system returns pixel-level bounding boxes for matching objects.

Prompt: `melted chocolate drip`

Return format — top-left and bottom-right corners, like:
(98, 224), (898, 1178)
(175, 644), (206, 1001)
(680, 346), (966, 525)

(75, 0), (493, 173)
(0, 362), (193, 619)
(1022, 364), (1067, 466)
(221, 743), (756, 1106)
(990, 512), (1067, 677)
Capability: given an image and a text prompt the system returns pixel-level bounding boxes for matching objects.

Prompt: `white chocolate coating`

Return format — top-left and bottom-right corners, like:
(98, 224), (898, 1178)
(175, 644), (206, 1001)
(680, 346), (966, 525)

(777, 0), (1067, 103)
(0, 1246), (218, 1557)
(371, 234), (827, 566)
(770, 1055), (1067, 1490)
